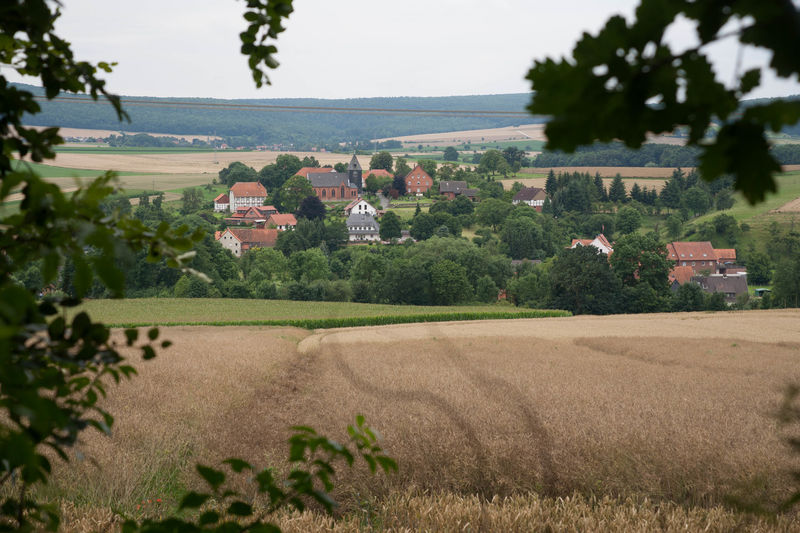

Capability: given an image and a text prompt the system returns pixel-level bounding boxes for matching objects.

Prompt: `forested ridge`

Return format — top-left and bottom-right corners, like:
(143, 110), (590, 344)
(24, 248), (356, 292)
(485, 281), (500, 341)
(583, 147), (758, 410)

(16, 83), (535, 147)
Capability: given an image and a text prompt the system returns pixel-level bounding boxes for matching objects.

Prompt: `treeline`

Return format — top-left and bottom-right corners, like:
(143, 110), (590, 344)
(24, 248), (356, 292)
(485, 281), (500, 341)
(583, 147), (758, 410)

(105, 133), (211, 148)
(533, 143), (701, 167)
(16, 83), (536, 147)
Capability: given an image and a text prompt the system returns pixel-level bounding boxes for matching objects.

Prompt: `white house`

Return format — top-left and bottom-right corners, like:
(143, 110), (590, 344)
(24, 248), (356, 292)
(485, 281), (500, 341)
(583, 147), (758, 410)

(213, 193), (230, 212)
(570, 234), (613, 255)
(228, 182), (267, 212)
(346, 212), (380, 242)
(215, 227), (278, 258)
(344, 197), (377, 217)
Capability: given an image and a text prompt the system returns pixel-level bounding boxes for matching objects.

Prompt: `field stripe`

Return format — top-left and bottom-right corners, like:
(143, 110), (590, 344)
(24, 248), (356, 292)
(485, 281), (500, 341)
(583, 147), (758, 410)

(106, 310), (571, 329)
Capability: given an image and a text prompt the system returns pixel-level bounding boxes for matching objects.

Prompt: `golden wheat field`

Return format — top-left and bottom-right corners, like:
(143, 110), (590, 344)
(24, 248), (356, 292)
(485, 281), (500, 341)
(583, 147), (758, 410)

(43, 309), (800, 531)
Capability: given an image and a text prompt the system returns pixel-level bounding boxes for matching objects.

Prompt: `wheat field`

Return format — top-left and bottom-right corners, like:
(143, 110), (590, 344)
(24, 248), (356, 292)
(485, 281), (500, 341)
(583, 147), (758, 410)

(45, 310), (800, 531)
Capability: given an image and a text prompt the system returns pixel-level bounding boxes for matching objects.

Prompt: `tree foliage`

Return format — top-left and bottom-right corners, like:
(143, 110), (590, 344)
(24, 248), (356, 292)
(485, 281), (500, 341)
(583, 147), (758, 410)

(527, 0), (800, 204)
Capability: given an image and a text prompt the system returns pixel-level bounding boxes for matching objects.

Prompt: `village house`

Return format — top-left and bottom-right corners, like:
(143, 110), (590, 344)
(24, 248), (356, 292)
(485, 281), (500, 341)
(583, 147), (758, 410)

(215, 227), (279, 258)
(265, 213), (297, 231)
(213, 193), (229, 212)
(346, 212), (380, 242)
(223, 205), (278, 226)
(438, 181), (478, 201)
(570, 234), (614, 255)
(228, 182), (268, 212)
(666, 241), (718, 276)
(344, 198), (377, 217)
(693, 273), (749, 303)
(405, 165), (434, 196)
(513, 187), (547, 211)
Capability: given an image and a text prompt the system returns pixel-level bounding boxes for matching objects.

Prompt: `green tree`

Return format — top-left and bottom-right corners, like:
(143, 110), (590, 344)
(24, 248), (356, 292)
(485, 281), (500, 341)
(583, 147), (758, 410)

(544, 169), (558, 196)
(443, 146), (460, 161)
(659, 177), (683, 211)
(296, 195), (326, 220)
(672, 282), (706, 312)
(773, 255), (800, 308)
(181, 187), (203, 214)
(219, 161), (258, 186)
(410, 212), (437, 240)
(666, 215), (683, 240)
(475, 198), (512, 231)
(607, 175), (627, 203)
(276, 175), (314, 213)
(745, 251), (773, 285)
(684, 187), (712, 217)
(289, 248), (331, 282)
(334, 162), (347, 173)
(478, 149), (508, 176)
(616, 206), (642, 235)
(241, 247), (290, 283)
(379, 211), (402, 240)
(418, 159), (437, 179)
(549, 246), (622, 315)
(475, 275), (499, 303)
(430, 259), (473, 305)
(394, 157), (412, 177)
(499, 216), (547, 260)
(369, 151), (393, 172)
(610, 234), (671, 301)
(527, 0), (800, 204)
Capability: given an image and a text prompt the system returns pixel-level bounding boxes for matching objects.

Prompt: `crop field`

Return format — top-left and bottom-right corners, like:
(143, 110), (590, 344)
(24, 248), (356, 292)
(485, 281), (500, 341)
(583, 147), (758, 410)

(73, 298), (563, 327)
(46, 309), (800, 531)
(28, 125), (221, 142)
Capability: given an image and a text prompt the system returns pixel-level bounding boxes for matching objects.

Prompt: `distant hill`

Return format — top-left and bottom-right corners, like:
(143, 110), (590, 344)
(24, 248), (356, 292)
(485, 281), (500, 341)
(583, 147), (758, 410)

(15, 83), (536, 148)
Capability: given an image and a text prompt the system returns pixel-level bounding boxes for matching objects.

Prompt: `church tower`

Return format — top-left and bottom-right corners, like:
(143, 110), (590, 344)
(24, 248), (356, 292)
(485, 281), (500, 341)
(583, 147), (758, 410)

(347, 153), (362, 194)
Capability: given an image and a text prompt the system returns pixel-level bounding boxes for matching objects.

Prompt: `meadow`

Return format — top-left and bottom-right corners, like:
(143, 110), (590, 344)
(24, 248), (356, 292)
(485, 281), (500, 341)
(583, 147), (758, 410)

(41, 310), (800, 531)
(73, 298), (565, 327)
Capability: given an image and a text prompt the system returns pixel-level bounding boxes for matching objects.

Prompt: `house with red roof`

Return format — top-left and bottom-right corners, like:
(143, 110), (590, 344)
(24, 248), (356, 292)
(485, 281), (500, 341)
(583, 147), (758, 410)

(216, 227), (278, 257)
(296, 166), (335, 179)
(666, 241), (718, 276)
(265, 213), (297, 231)
(570, 234), (613, 255)
(223, 205), (278, 225)
(213, 193), (230, 212)
(405, 165), (433, 196)
(228, 182), (267, 212)
(363, 168), (393, 181)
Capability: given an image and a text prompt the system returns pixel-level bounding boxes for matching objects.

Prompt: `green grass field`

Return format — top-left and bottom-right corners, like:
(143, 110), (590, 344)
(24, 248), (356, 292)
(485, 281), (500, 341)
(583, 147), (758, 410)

(10, 160), (145, 177)
(73, 298), (567, 328)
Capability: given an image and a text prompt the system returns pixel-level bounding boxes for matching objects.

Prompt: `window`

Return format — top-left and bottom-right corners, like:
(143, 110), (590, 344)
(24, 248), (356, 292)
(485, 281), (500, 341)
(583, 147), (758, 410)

(692, 261), (696, 266)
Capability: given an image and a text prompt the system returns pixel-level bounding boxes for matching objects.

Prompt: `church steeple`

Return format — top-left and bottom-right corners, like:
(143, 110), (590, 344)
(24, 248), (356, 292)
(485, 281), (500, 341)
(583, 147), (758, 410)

(348, 153), (363, 194)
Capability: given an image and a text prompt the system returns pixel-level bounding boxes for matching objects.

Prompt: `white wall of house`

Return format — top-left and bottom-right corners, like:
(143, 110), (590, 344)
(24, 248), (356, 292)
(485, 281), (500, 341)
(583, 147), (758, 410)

(218, 230), (243, 258)
(228, 192), (265, 213)
(351, 200), (377, 216)
(214, 201), (229, 212)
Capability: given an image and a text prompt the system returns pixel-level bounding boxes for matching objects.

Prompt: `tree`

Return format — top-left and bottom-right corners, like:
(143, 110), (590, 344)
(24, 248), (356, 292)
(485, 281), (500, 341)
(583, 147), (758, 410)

(289, 248), (331, 282)
(773, 255), (800, 308)
(394, 157), (412, 177)
(443, 146), (460, 161)
(544, 169), (558, 196)
(475, 198), (512, 231)
(499, 216), (547, 260)
(379, 211), (402, 240)
(616, 206), (643, 235)
(745, 251), (773, 285)
(334, 162), (347, 173)
(410, 212), (437, 241)
(429, 259), (473, 305)
(666, 215), (683, 239)
(275, 175), (314, 213)
(296, 195), (326, 220)
(370, 151), (393, 172)
(528, 1), (800, 205)
(181, 187), (203, 214)
(220, 161), (258, 186)
(392, 174), (407, 196)
(549, 246), (622, 315)
(607, 175), (627, 203)
(475, 275), (499, 303)
(478, 149), (507, 176)
(684, 187), (712, 217)
(610, 234), (671, 298)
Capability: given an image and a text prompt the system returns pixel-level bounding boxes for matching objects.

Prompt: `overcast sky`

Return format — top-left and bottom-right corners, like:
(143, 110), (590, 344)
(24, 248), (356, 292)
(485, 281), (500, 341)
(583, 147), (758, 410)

(4, 0), (799, 100)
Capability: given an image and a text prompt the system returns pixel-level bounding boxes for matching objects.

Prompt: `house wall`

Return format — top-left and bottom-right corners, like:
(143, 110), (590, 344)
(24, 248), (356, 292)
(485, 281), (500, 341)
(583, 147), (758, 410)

(219, 231), (242, 258)
(315, 186), (358, 201)
(214, 201), (229, 212)
(228, 192), (266, 212)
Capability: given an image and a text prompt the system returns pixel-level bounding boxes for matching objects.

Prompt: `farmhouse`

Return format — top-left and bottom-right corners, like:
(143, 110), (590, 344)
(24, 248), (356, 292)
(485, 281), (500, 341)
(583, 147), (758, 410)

(570, 234), (613, 255)
(344, 198), (377, 217)
(223, 205), (278, 226)
(513, 187), (547, 211)
(439, 181), (478, 201)
(405, 165), (434, 195)
(215, 227), (279, 258)
(265, 213), (297, 231)
(213, 193), (229, 212)
(228, 182), (267, 212)
(693, 273), (748, 303)
(666, 241), (718, 275)
(346, 212), (380, 242)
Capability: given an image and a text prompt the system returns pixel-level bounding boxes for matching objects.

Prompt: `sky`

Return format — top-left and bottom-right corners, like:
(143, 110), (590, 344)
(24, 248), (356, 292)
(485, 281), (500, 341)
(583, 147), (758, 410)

(3, 0), (799, 101)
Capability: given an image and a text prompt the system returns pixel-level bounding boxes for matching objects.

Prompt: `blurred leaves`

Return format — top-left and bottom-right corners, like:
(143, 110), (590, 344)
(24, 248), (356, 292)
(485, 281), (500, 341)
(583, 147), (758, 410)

(527, 0), (800, 204)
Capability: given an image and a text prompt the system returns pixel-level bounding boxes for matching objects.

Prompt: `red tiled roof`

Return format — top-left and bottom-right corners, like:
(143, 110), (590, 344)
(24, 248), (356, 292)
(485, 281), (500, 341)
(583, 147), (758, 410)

(225, 227), (279, 246)
(715, 248), (737, 262)
(667, 241), (717, 262)
(230, 181), (267, 197)
(267, 214), (297, 226)
(406, 165), (432, 181)
(668, 265), (695, 285)
(571, 238), (593, 247)
(214, 193), (229, 203)
(296, 167), (334, 178)
(594, 234), (612, 250)
(513, 187), (546, 201)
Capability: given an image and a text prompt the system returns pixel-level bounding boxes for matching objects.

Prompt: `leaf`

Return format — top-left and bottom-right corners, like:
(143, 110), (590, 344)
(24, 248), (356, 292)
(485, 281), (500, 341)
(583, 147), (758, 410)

(376, 455), (398, 473)
(223, 457), (252, 472)
(198, 511), (220, 526)
(226, 501), (253, 517)
(179, 491), (210, 510)
(124, 328), (138, 345)
(196, 464), (226, 491)
(147, 327), (159, 340)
